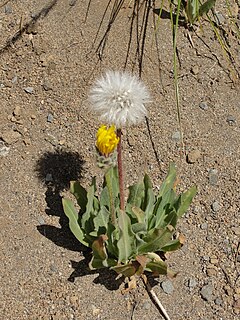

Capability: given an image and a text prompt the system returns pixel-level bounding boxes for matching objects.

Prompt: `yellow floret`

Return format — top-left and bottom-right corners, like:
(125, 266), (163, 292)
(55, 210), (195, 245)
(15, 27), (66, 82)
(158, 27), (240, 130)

(96, 125), (119, 156)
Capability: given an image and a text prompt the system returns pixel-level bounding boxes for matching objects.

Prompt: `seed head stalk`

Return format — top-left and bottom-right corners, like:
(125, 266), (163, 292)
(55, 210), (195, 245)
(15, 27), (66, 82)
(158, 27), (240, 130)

(117, 128), (124, 211)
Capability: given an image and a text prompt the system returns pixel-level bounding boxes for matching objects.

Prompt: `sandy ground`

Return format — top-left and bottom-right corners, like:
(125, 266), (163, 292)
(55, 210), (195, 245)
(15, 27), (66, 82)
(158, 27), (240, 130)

(0, 0), (240, 319)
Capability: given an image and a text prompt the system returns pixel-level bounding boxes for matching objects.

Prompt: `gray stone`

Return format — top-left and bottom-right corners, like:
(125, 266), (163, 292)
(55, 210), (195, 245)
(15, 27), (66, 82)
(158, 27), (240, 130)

(4, 5), (13, 14)
(188, 278), (198, 289)
(50, 264), (58, 272)
(142, 301), (151, 310)
(215, 12), (225, 25)
(69, 0), (77, 6)
(200, 284), (213, 301)
(199, 102), (208, 110)
(24, 87), (34, 94)
(0, 141), (10, 156)
(172, 131), (181, 142)
(208, 169), (218, 186)
(45, 173), (53, 182)
(38, 217), (45, 225)
(43, 79), (52, 91)
(161, 279), (174, 294)
(237, 255), (240, 263)
(211, 201), (221, 212)
(215, 297), (223, 306)
(47, 113), (54, 123)
(200, 223), (208, 230)
(227, 115), (236, 125)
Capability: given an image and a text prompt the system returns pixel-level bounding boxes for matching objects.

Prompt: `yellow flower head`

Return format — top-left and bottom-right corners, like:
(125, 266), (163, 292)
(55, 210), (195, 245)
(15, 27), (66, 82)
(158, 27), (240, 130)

(96, 125), (119, 156)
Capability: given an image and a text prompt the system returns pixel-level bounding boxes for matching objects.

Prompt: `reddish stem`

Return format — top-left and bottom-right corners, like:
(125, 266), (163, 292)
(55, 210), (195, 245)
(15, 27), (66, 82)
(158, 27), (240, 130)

(117, 128), (124, 211)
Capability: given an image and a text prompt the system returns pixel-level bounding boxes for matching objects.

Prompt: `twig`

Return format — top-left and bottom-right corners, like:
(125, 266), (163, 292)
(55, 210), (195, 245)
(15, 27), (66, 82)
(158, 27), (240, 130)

(141, 275), (171, 320)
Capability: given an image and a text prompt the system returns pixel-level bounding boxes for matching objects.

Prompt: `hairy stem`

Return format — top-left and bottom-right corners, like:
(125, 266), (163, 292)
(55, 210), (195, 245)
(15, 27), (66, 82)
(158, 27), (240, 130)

(105, 168), (116, 226)
(117, 128), (124, 211)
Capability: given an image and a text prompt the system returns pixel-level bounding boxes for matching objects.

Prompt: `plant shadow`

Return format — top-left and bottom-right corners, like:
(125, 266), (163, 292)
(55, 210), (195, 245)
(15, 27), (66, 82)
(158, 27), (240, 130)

(68, 254), (125, 291)
(35, 148), (85, 252)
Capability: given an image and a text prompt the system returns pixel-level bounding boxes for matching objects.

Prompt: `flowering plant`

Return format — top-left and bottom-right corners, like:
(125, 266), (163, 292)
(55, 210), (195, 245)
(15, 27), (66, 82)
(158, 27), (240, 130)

(62, 71), (196, 278)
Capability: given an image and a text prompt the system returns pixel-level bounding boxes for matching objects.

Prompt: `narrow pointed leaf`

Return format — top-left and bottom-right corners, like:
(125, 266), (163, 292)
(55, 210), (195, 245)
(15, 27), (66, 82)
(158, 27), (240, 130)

(199, 0), (216, 17)
(117, 210), (136, 263)
(138, 228), (172, 254)
(160, 239), (182, 252)
(62, 198), (88, 247)
(175, 186), (197, 218)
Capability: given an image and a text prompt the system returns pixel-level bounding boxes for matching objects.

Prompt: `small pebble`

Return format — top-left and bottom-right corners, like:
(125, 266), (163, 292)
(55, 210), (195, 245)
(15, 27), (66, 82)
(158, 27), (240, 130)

(227, 115), (236, 126)
(69, 0), (77, 6)
(211, 201), (221, 212)
(38, 217), (45, 225)
(4, 5), (13, 14)
(208, 169), (218, 186)
(215, 297), (223, 306)
(161, 279), (174, 294)
(199, 102), (208, 110)
(50, 264), (58, 272)
(200, 284), (213, 301)
(0, 141), (10, 156)
(24, 87), (34, 94)
(172, 131), (181, 142)
(215, 12), (225, 25)
(187, 149), (201, 164)
(191, 65), (199, 75)
(142, 301), (151, 310)
(200, 222), (208, 230)
(188, 278), (198, 289)
(13, 105), (21, 116)
(45, 173), (53, 182)
(47, 113), (54, 123)
(237, 255), (240, 263)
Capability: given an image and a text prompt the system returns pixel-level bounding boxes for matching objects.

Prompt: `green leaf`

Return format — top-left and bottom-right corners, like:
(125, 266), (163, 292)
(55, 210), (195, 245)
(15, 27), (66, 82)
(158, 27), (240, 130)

(138, 228), (172, 254)
(142, 174), (155, 221)
(70, 181), (87, 213)
(199, 0), (216, 17)
(175, 186), (197, 218)
(132, 222), (147, 234)
(127, 179), (144, 208)
(145, 260), (168, 275)
(93, 206), (110, 234)
(158, 163), (177, 199)
(81, 178), (97, 231)
(117, 210), (136, 264)
(160, 239), (182, 252)
(62, 198), (88, 247)
(154, 190), (177, 229)
(100, 186), (110, 208)
(186, 0), (199, 24)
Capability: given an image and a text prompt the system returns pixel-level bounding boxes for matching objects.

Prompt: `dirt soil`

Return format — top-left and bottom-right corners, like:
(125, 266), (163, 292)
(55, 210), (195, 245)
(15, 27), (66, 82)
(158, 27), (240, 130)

(0, 1), (240, 319)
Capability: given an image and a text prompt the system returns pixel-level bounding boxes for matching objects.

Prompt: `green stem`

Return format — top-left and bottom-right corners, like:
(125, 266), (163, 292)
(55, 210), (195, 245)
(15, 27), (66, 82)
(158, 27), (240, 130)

(117, 128), (124, 211)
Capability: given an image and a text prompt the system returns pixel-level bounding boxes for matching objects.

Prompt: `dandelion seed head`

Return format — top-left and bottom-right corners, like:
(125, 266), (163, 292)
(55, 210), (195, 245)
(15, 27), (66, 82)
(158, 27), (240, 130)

(89, 71), (150, 128)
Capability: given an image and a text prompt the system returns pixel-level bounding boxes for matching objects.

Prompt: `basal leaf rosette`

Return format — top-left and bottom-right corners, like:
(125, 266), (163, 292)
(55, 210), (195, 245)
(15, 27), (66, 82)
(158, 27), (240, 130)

(62, 163), (197, 277)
